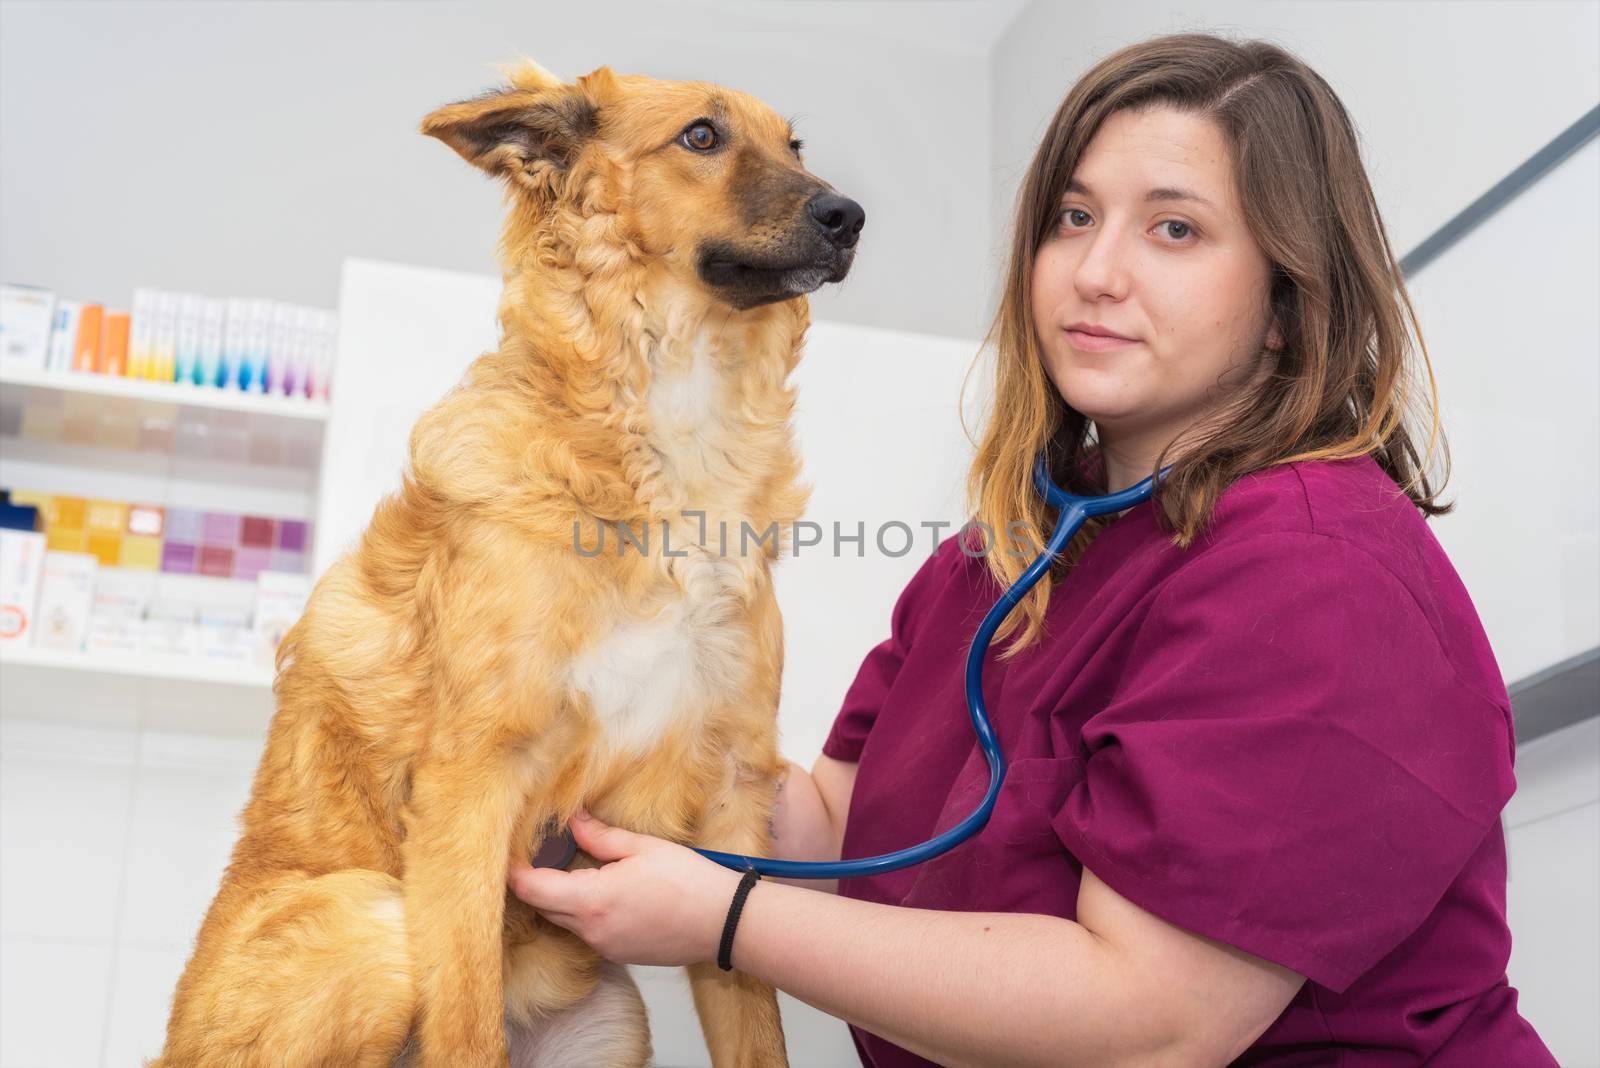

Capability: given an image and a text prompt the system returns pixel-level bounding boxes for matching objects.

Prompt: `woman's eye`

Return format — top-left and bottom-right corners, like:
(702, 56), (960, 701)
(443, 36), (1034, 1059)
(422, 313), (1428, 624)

(681, 122), (719, 152)
(1056, 209), (1196, 244)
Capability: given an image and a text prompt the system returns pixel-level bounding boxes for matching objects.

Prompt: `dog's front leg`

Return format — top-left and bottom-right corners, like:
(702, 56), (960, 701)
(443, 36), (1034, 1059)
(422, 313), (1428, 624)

(686, 757), (792, 1068)
(403, 744), (537, 1068)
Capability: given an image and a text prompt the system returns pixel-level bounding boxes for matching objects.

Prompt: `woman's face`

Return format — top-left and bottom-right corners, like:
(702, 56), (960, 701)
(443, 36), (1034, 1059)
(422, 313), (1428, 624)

(1030, 105), (1281, 465)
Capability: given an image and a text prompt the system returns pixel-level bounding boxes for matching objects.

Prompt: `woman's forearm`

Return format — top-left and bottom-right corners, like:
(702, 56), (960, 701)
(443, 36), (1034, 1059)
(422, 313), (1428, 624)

(729, 879), (1172, 1068)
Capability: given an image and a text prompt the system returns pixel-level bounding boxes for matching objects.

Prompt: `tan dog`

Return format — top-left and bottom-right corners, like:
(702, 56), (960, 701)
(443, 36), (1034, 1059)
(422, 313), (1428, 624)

(150, 60), (863, 1068)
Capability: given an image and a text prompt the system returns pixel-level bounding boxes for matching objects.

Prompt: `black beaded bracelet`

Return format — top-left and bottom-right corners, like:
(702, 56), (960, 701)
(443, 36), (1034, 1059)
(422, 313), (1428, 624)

(717, 868), (763, 972)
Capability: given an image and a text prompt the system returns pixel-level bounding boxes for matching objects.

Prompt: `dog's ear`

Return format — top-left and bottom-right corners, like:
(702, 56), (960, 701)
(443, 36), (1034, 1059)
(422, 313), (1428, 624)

(420, 75), (597, 178)
(574, 66), (622, 104)
(502, 57), (565, 93)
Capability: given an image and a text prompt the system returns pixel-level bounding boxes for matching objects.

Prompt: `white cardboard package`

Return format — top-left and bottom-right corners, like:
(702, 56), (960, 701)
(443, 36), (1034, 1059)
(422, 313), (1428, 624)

(0, 284), (57, 370)
(33, 550), (97, 652)
(0, 530), (47, 645)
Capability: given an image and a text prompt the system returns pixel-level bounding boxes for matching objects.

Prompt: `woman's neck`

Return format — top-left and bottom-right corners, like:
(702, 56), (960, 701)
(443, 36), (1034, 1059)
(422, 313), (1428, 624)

(1094, 425), (1202, 524)
(1098, 437), (1163, 495)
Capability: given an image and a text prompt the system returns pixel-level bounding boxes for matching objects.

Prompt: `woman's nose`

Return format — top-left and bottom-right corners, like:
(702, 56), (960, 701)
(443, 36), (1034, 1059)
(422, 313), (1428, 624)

(1072, 229), (1134, 301)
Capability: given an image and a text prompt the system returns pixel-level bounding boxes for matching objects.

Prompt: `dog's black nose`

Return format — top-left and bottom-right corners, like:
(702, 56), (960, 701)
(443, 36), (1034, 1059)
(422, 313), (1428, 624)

(807, 193), (865, 249)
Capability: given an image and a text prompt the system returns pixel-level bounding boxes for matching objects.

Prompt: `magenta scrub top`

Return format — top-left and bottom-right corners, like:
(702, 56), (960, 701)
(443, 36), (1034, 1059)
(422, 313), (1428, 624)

(822, 454), (1556, 1067)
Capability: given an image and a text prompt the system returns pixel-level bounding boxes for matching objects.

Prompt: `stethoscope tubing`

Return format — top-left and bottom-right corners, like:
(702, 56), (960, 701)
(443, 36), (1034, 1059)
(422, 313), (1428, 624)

(690, 456), (1169, 878)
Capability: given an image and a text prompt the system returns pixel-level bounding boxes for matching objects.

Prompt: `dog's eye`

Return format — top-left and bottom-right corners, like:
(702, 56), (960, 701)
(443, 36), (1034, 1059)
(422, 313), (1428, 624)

(789, 138), (804, 156)
(680, 122), (719, 152)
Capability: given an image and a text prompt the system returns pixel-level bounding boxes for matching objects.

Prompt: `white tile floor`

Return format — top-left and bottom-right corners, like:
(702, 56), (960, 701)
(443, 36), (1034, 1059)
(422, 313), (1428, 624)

(0, 706), (858, 1068)
(0, 715), (261, 1068)
(2, 701), (1593, 1067)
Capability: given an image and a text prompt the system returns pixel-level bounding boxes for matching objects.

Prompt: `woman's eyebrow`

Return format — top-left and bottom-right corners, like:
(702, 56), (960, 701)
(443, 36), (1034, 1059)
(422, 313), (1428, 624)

(1064, 177), (1216, 210)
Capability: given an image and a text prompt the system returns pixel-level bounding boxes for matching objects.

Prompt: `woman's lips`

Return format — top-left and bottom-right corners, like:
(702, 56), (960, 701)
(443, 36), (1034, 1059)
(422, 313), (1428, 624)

(1064, 328), (1139, 352)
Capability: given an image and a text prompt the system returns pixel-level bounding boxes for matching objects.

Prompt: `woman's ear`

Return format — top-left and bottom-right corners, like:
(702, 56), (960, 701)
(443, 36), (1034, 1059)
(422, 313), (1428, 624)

(1266, 320), (1286, 352)
(420, 79), (597, 179)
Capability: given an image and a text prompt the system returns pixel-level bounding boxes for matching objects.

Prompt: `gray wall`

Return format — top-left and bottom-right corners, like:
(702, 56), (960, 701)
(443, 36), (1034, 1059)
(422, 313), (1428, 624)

(0, 0), (1000, 340)
(989, 1), (1599, 277)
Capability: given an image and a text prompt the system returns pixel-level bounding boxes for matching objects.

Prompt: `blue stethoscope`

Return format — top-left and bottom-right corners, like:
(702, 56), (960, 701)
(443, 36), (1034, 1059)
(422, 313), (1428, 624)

(530, 455), (1169, 878)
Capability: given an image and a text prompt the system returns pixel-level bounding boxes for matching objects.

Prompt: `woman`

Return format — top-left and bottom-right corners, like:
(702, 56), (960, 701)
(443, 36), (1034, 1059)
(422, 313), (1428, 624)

(510, 32), (1557, 1067)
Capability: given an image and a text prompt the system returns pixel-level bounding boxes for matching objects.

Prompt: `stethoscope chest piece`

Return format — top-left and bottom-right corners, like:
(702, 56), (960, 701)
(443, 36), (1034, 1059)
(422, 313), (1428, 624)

(530, 819), (578, 870)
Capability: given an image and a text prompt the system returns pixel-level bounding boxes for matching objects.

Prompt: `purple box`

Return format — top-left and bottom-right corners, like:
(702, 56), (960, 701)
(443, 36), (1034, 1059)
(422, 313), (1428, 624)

(202, 512), (241, 546)
(165, 508), (203, 543)
(235, 547), (273, 581)
(270, 548), (306, 574)
(161, 541), (196, 574)
(277, 520), (307, 553)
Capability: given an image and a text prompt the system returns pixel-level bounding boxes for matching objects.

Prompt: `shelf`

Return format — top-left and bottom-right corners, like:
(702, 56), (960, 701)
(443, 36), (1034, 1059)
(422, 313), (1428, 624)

(0, 642), (275, 689)
(0, 433), (319, 515)
(0, 364), (329, 423)
(0, 365), (327, 476)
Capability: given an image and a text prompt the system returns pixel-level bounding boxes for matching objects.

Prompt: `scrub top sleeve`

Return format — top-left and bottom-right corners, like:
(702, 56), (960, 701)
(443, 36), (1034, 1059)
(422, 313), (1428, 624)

(1050, 531), (1516, 993)
(822, 538), (959, 763)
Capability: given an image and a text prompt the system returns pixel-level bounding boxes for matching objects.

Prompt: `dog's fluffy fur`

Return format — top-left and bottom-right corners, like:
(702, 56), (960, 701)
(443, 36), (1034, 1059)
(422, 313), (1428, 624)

(150, 61), (860, 1068)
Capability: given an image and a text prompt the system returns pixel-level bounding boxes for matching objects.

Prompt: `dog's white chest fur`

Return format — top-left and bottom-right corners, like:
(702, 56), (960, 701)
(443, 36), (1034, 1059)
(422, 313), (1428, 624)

(569, 549), (755, 755)
(647, 334), (719, 437)
(641, 328), (752, 512)
(568, 324), (768, 754)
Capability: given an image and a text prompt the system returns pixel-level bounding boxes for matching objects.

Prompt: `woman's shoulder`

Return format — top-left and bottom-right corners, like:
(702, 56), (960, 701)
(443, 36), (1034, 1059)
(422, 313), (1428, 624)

(1202, 453), (1404, 538)
(1203, 454), (1441, 575)
(1189, 454), (1507, 710)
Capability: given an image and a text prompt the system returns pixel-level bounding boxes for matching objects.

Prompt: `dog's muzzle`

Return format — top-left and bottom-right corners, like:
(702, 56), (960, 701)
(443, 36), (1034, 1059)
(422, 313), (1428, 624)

(696, 193), (865, 310)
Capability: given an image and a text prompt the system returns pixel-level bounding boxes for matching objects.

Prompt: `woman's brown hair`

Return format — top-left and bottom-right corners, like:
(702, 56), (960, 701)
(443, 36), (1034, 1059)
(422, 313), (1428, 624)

(966, 31), (1451, 656)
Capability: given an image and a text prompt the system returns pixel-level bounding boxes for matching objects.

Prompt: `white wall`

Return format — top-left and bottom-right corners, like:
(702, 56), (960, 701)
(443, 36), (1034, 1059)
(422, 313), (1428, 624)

(988, 1), (1600, 289)
(0, 0), (1002, 341)
(1409, 137), (1600, 686)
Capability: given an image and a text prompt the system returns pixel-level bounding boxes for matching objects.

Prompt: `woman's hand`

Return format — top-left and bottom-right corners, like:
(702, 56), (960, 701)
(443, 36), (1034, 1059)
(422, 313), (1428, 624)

(507, 809), (743, 968)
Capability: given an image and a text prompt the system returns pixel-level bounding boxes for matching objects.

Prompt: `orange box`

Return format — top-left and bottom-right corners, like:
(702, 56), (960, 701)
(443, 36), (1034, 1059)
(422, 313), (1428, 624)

(46, 495), (86, 529)
(85, 499), (124, 532)
(84, 499), (127, 566)
(46, 527), (88, 553)
(39, 494), (88, 553)
(101, 310), (131, 376)
(73, 304), (104, 372)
